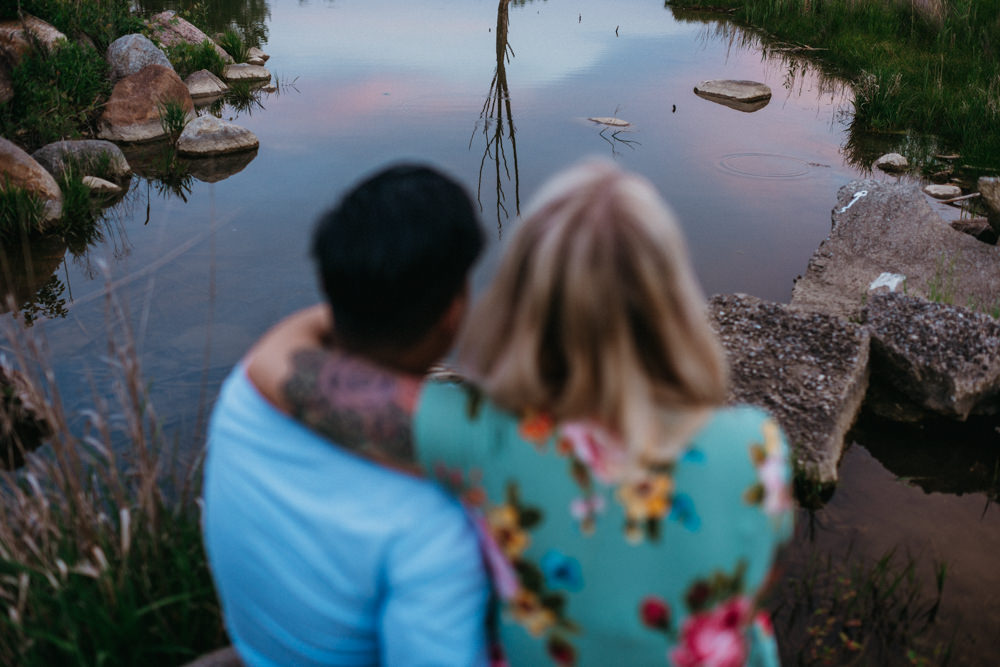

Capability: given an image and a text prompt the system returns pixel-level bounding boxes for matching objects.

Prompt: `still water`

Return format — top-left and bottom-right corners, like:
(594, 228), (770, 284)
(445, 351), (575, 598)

(4, 0), (999, 663)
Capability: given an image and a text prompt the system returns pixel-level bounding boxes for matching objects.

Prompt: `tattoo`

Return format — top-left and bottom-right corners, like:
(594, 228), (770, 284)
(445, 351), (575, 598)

(283, 348), (421, 465)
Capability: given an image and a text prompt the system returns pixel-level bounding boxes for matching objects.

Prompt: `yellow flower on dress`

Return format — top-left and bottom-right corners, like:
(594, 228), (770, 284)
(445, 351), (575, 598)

(488, 504), (531, 559)
(510, 589), (558, 636)
(616, 474), (674, 522)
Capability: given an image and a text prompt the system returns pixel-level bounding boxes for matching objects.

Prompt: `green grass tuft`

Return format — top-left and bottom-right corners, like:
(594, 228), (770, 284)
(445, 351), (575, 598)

(217, 28), (249, 64)
(167, 39), (228, 80)
(0, 183), (47, 241)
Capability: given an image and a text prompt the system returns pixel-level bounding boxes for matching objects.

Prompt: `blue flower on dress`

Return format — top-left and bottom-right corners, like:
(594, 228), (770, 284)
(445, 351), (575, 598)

(681, 448), (706, 464)
(669, 492), (702, 532)
(540, 550), (584, 592)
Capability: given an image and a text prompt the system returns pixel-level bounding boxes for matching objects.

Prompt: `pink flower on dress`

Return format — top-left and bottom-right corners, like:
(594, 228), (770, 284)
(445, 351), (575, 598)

(669, 596), (751, 667)
(471, 514), (519, 600)
(758, 454), (792, 517)
(569, 493), (606, 521)
(558, 421), (624, 483)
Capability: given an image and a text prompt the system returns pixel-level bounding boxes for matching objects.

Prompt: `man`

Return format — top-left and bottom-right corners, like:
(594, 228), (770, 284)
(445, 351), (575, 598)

(202, 165), (489, 666)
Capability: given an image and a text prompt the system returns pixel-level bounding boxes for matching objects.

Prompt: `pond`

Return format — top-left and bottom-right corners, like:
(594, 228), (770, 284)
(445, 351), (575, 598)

(3, 0), (999, 663)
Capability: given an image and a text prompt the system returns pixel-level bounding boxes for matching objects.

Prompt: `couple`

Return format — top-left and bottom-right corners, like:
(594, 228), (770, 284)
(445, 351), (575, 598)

(202, 160), (794, 666)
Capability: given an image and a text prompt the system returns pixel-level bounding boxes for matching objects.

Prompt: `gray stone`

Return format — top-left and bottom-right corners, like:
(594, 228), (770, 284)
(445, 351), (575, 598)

(862, 292), (1000, 419)
(950, 217), (995, 243)
(223, 63), (271, 82)
(0, 136), (62, 225)
(694, 80), (770, 112)
(247, 46), (269, 62)
(874, 153), (908, 172)
(176, 115), (259, 157)
(0, 14), (66, 67)
(923, 183), (962, 199)
(186, 69), (229, 101)
(32, 140), (131, 181)
(709, 293), (870, 485)
(97, 64), (194, 143)
(106, 34), (172, 84)
(978, 176), (1000, 234)
(148, 11), (233, 64)
(791, 179), (1000, 321)
(81, 175), (122, 195)
(247, 56), (266, 66)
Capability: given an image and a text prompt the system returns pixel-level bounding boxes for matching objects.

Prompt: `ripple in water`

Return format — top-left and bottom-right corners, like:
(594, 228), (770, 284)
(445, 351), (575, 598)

(718, 152), (814, 180)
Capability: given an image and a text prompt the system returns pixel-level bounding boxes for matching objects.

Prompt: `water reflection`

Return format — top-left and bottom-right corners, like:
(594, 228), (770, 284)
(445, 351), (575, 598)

(473, 0), (521, 235)
(135, 0), (270, 49)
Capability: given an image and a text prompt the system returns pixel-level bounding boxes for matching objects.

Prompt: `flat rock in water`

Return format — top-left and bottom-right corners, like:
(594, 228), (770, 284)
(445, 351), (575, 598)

(0, 136), (63, 226)
(223, 63), (271, 82)
(0, 14), (66, 66)
(862, 292), (1000, 419)
(32, 139), (132, 181)
(186, 69), (229, 100)
(148, 11), (233, 64)
(923, 183), (961, 199)
(176, 115), (259, 157)
(588, 117), (630, 127)
(874, 152), (908, 172)
(709, 293), (870, 485)
(791, 179), (1000, 321)
(81, 175), (122, 195)
(247, 46), (269, 62)
(106, 33), (172, 84)
(694, 80), (771, 111)
(98, 64), (194, 143)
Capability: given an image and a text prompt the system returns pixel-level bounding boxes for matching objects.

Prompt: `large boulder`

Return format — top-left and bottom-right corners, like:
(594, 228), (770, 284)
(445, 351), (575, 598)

(791, 179), (1000, 320)
(148, 11), (233, 64)
(862, 292), (1000, 420)
(97, 64), (194, 143)
(106, 33), (172, 84)
(176, 115), (259, 157)
(709, 293), (871, 486)
(0, 136), (62, 226)
(694, 80), (771, 112)
(32, 139), (131, 181)
(0, 14), (66, 66)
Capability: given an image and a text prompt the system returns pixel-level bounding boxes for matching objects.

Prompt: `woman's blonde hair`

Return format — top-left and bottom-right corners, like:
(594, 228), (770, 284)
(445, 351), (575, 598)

(458, 159), (728, 466)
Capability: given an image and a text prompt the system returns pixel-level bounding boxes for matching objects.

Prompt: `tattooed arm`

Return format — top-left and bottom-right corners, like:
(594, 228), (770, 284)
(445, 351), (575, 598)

(245, 305), (424, 468)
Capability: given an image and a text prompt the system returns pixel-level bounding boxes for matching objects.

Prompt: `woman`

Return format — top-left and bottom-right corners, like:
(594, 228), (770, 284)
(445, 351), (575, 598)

(251, 160), (793, 666)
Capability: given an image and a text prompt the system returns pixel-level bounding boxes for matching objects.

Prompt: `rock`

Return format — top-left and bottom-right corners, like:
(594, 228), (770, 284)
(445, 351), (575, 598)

(186, 69), (229, 101)
(862, 292), (1000, 420)
(176, 115), (259, 157)
(950, 217), (996, 243)
(978, 176), (1000, 234)
(0, 14), (66, 66)
(693, 80), (771, 112)
(0, 235), (65, 315)
(180, 646), (243, 667)
(0, 63), (12, 104)
(106, 33), (173, 84)
(81, 175), (122, 195)
(223, 63), (271, 82)
(246, 56), (266, 66)
(709, 293), (870, 486)
(148, 11), (233, 64)
(97, 64), (194, 143)
(32, 140), (131, 181)
(874, 152), (908, 172)
(923, 183), (962, 199)
(588, 117), (630, 127)
(247, 46), (269, 62)
(791, 179), (1000, 320)
(181, 148), (258, 183)
(0, 366), (52, 470)
(0, 137), (62, 225)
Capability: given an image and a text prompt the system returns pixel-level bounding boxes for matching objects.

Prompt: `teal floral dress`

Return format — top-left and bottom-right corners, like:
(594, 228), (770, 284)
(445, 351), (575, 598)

(414, 381), (794, 667)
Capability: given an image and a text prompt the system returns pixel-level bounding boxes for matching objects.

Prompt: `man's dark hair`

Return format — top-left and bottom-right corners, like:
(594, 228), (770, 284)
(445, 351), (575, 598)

(311, 164), (484, 349)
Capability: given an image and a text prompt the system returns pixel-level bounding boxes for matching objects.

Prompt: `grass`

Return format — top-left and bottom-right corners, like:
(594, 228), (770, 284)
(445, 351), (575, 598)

(217, 28), (249, 64)
(166, 39), (228, 79)
(0, 39), (109, 152)
(0, 288), (225, 665)
(2, 0), (144, 52)
(766, 544), (952, 666)
(158, 99), (190, 144)
(0, 184), (46, 242)
(668, 0), (1000, 171)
